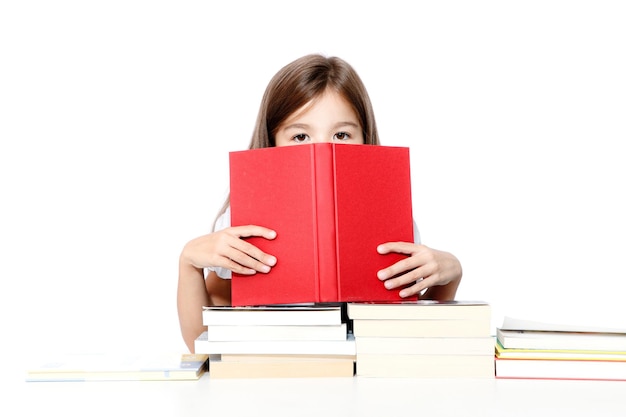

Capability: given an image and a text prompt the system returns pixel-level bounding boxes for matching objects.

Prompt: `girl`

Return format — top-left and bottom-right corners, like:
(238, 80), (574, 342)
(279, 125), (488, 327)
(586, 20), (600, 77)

(177, 54), (462, 352)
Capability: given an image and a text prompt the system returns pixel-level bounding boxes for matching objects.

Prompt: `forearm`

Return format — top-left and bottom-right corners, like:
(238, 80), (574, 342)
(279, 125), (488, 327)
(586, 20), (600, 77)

(177, 259), (209, 353)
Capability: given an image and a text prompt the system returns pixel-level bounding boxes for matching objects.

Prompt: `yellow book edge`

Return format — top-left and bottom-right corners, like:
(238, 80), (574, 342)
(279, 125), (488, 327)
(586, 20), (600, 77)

(495, 340), (626, 361)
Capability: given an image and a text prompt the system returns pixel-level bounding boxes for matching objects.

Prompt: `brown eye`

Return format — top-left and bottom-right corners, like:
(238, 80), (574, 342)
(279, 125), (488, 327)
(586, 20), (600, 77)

(334, 132), (350, 141)
(293, 134), (309, 143)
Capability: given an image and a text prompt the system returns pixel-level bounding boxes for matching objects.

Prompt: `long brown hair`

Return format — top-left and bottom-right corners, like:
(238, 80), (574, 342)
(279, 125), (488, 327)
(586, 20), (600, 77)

(213, 54), (380, 228)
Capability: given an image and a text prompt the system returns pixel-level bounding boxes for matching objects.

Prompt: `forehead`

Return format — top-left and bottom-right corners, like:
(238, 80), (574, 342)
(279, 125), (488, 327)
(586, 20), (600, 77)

(283, 89), (359, 125)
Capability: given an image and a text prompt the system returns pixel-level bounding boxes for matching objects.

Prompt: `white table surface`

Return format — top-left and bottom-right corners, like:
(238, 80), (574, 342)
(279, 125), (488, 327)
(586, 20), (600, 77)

(13, 372), (626, 417)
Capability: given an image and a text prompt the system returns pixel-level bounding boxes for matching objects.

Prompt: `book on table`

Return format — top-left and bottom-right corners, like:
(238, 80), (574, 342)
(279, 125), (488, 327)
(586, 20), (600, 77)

(198, 303), (354, 378)
(496, 316), (626, 351)
(229, 143), (414, 306)
(25, 353), (209, 382)
(195, 329), (356, 378)
(352, 318), (492, 338)
(194, 331), (356, 356)
(346, 300), (491, 320)
(354, 336), (495, 377)
(495, 341), (626, 361)
(500, 316), (626, 334)
(207, 355), (355, 379)
(201, 303), (343, 326)
(496, 328), (626, 351)
(347, 300), (492, 338)
(357, 354), (495, 378)
(495, 316), (626, 380)
(345, 300), (494, 378)
(494, 357), (626, 381)
(356, 336), (496, 355)
(204, 323), (348, 342)
(218, 353), (355, 362)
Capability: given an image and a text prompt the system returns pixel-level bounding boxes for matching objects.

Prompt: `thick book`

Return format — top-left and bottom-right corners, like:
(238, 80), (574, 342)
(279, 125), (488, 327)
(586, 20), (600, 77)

(496, 328), (626, 351)
(219, 353), (356, 362)
(25, 353), (208, 382)
(346, 300), (491, 320)
(494, 357), (626, 381)
(194, 331), (356, 356)
(205, 323), (348, 342)
(208, 355), (355, 378)
(352, 318), (492, 338)
(501, 316), (626, 334)
(356, 336), (496, 355)
(201, 304), (343, 326)
(356, 354), (495, 378)
(229, 143), (414, 306)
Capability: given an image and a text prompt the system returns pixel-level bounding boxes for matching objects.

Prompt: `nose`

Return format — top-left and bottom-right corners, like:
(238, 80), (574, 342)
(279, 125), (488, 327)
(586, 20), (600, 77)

(311, 137), (333, 143)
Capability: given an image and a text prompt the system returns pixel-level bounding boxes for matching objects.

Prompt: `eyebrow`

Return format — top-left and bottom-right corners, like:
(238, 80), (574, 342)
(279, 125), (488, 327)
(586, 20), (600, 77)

(281, 121), (361, 131)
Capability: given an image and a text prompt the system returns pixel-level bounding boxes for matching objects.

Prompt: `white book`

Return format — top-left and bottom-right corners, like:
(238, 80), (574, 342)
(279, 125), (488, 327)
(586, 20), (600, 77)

(495, 357), (626, 381)
(355, 336), (495, 355)
(352, 318), (491, 338)
(207, 356), (355, 379)
(206, 323), (347, 341)
(202, 304), (343, 326)
(501, 316), (626, 334)
(26, 352), (208, 382)
(347, 300), (490, 320)
(195, 331), (356, 356)
(356, 353), (495, 378)
(496, 328), (626, 351)
(219, 353), (356, 362)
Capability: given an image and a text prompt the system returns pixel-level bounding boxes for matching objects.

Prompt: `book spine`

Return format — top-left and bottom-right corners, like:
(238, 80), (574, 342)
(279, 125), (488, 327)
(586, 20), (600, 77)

(314, 143), (339, 301)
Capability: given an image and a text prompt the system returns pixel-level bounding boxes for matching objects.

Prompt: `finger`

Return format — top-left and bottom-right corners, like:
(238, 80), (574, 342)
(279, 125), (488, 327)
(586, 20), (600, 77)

(381, 266), (425, 290)
(221, 247), (271, 274)
(398, 266), (445, 297)
(215, 227), (277, 270)
(221, 236), (277, 273)
(377, 241), (420, 256)
(219, 257), (257, 275)
(232, 225), (277, 240)
(230, 238), (277, 269)
(399, 278), (429, 298)
(377, 255), (422, 281)
(213, 248), (271, 275)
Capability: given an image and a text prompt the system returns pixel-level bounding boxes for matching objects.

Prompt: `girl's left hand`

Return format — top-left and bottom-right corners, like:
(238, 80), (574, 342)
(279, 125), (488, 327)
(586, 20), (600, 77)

(376, 242), (462, 299)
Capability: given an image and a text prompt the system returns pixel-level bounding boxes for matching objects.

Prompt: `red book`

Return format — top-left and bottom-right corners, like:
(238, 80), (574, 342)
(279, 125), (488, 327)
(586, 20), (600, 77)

(229, 143), (414, 306)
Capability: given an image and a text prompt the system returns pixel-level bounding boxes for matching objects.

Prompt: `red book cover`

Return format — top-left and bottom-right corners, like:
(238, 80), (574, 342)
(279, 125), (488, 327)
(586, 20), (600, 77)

(229, 143), (414, 306)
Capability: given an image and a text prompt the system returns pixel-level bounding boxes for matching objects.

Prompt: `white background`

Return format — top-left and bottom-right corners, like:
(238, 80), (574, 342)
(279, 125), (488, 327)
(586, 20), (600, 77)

(1, 1), (625, 363)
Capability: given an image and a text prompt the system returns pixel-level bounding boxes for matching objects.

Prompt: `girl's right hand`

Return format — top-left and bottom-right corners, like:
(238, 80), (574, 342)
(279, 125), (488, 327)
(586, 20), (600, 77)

(180, 225), (277, 275)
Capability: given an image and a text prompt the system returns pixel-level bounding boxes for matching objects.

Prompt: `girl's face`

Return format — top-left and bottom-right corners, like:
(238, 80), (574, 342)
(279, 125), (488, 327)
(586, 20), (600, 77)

(274, 89), (364, 147)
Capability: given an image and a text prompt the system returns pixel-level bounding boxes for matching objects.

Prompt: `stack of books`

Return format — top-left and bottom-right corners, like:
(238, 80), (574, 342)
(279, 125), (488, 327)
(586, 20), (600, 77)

(346, 300), (494, 378)
(495, 317), (626, 381)
(194, 304), (356, 378)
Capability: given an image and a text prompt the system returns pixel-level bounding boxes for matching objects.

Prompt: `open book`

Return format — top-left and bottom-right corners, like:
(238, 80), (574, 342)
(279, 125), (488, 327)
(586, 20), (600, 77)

(229, 143), (414, 306)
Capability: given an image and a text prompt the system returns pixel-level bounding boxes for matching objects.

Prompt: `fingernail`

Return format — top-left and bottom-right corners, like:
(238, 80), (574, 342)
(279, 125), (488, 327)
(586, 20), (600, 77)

(260, 265), (270, 273)
(267, 256), (277, 266)
(384, 280), (393, 289)
(377, 270), (387, 280)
